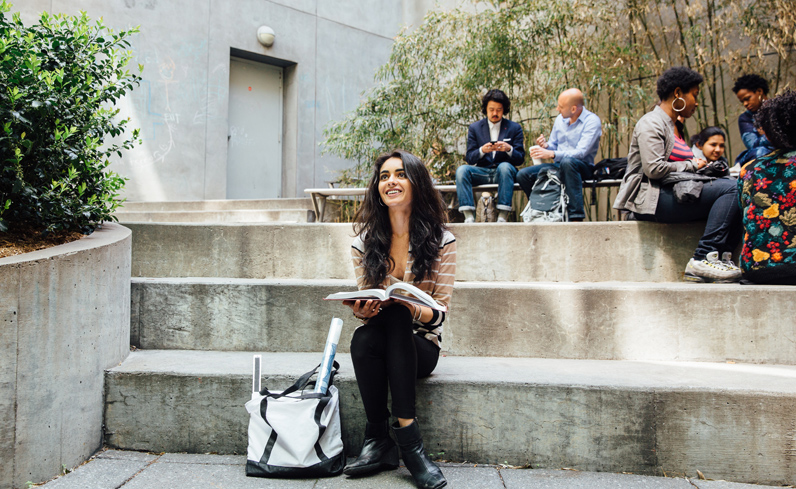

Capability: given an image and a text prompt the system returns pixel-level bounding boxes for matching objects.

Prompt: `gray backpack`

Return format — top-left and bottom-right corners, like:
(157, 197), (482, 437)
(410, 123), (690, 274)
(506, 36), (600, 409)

(520, 167), (568, 222)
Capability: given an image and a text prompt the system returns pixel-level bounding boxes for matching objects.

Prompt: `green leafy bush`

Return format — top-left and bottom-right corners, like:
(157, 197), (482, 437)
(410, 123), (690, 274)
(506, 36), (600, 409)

(0, 1), (141, 234)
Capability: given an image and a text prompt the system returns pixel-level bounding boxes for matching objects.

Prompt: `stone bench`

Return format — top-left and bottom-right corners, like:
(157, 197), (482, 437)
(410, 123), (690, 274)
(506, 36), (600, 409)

(116, 198), (316, 224)
(304, 180), (622, 222)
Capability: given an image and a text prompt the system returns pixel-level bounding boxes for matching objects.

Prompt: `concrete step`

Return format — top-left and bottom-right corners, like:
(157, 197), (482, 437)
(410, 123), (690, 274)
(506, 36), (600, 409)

(127, 221), (707, 282)
(120, 198), (314, 212)
(104, 350), (796, 485)
(131, 277), (796, 365)
(116, 208), (314, 223)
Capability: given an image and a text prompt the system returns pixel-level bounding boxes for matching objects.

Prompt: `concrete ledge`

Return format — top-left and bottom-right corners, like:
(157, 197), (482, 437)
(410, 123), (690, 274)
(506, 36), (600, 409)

(116, 208), (313, 223)
(127, 222), (707, 282)
(104, 350), (796, 485)
(120, 198), (313, 212)
(131, 278), (796, 365)
(0, 223), (132, 489)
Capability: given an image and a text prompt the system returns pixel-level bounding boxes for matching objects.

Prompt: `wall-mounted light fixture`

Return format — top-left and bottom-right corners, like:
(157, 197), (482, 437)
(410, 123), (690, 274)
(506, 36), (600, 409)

(257, 26), (275, 47)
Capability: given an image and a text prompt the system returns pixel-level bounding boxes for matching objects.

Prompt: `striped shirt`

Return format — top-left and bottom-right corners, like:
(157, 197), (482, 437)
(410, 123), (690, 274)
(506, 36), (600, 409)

(668, 135), (694, 161)
(351, 229), (457, 347)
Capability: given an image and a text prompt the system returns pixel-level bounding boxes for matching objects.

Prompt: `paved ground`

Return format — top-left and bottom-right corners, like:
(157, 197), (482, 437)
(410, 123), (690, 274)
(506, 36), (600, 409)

(37, 450), (793, 489)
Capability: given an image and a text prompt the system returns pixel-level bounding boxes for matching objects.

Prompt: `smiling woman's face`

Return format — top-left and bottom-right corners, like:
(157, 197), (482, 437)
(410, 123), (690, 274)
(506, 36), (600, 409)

(699, 134), (726, 162)
(378, 157), (413, 209)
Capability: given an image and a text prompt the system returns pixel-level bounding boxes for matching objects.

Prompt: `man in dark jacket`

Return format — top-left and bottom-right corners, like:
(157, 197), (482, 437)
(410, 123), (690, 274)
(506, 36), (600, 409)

(456, 89), (525, 222)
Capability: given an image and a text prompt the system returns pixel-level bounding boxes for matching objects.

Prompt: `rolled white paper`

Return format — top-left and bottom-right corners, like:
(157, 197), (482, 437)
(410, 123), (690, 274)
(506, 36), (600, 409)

(315, 317), (343, 394)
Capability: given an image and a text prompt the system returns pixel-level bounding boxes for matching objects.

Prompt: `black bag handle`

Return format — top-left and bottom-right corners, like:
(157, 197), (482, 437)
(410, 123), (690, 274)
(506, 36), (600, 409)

(260, 361), (339, 399)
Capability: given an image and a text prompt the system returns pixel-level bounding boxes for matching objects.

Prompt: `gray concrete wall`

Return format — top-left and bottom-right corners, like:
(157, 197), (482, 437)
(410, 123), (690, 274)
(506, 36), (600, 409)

(126, 222), (706, 282)
(10, 1), (422, 202)
(0, 224), (132, 489)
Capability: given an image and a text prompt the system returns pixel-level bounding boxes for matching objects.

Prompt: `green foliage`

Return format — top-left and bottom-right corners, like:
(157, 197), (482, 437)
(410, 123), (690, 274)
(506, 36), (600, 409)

(0, 1), (142, 234)
(323, 0), (795, 185)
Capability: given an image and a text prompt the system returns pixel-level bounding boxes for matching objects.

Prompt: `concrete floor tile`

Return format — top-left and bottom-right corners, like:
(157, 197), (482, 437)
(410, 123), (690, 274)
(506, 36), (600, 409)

(693, 479), (794, 489)
(500, 469), (694, 488)
(157, 453), (245, 465)
(439, 466), (504, 488)
(121, 462), (316, 489)
(39, 452), (794, 489)
(96, 449), (159, 462)
(313, 468), (416, 488)
(311, 465), (503, 488)
(39, 459), (152, 489)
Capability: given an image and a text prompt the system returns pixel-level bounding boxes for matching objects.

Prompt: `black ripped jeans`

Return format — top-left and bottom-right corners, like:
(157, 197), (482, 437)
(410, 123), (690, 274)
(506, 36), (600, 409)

(350, 304), (440, 422)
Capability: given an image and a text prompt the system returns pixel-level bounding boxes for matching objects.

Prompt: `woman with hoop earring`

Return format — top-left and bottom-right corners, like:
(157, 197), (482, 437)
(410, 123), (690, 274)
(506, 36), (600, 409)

(614, 66), (742, 283)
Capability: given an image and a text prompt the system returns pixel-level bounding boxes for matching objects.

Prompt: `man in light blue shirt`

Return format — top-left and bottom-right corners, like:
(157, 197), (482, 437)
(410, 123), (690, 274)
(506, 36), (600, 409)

(516, 88), (602, 221)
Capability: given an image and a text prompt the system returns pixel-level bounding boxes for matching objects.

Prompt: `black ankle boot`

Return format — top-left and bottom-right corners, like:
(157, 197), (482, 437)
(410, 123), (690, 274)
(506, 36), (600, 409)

(343, 420), (399, 477)
(392, 420), (447, 489)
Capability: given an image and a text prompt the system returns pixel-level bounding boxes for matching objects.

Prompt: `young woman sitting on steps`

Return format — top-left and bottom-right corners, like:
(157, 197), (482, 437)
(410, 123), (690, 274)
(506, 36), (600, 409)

(342, 149), (455, 489)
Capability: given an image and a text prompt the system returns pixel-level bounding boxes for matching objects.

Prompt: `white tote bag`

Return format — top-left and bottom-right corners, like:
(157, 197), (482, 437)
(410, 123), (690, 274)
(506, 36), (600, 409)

(245, 362), (345, 478)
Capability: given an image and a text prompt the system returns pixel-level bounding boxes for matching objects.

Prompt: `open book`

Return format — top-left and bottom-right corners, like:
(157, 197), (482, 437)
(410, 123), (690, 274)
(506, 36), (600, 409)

(324, 282), (447, 312)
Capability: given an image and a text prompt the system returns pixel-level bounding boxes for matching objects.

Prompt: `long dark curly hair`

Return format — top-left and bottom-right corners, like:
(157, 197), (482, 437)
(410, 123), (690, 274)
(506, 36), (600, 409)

(755, 89), (796, 151)
(353, 150), (448, 289)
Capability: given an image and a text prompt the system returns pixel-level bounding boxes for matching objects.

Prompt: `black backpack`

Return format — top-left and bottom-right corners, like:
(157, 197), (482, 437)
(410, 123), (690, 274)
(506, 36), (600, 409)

(592, 157), (628, 181)
(590, 157), (628, 203)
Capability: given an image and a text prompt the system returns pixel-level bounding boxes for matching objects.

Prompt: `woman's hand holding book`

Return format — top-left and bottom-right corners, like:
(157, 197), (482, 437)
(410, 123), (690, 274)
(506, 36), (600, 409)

(344, 298), (396, 320)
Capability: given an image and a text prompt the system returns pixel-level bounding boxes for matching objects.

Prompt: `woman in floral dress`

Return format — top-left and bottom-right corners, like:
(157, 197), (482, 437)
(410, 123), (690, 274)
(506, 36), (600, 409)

(738, 89), (796, 284)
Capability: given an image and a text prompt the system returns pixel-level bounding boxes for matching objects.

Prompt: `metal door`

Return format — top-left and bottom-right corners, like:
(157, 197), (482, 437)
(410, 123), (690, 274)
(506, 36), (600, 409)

(227, 57), (283, 199)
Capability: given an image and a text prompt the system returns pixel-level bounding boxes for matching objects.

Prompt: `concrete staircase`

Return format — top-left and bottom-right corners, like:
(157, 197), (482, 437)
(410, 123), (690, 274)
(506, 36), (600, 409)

(115, 198), (315, 223)
(106, 222), (796, 486)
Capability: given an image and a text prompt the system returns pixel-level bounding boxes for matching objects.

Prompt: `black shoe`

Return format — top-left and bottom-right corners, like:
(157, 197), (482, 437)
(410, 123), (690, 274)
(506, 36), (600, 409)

(343, 420), (399, 477)
(392, 420), (447, 489)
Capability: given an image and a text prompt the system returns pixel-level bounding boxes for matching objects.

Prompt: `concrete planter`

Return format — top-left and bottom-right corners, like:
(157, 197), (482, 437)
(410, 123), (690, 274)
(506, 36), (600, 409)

(0, 223), (131, 489)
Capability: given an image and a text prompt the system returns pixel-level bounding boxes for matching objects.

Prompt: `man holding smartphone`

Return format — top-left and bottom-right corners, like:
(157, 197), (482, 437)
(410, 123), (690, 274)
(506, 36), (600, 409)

(456, 89), (525, 223)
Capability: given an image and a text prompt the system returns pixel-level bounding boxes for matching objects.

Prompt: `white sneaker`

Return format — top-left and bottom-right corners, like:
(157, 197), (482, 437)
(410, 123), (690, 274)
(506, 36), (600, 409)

(464, 216), (475, 224)
(684, 251), (741, 283)
(721, 252), (740, 272)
